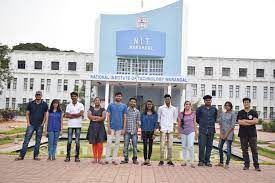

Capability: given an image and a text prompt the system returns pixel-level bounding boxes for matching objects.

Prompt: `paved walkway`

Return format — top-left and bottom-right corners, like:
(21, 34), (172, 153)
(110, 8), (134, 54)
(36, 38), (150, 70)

(0, 155), (274, 183)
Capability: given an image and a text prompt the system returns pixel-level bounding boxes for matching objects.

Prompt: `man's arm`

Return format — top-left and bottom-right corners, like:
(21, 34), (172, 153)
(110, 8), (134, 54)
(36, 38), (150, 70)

(157, 107), (161, 130)
(242, 118), (258, 125)
(238, 119), (251, 126)
(196, 107), (201, 124)
(26, 111), (30, 127)
(42, 111), (48, 126)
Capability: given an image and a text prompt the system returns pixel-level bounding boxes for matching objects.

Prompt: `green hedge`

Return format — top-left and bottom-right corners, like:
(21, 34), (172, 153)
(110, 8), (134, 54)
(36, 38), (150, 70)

(262, 121), (275, 132)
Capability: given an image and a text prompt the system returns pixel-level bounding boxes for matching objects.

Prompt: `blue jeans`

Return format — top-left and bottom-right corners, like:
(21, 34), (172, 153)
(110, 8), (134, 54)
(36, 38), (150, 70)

(20, 125), (43, 158)
(198, 132), (214, 164)
(48, 131), (60, 157)
(66, 128), (81, 158)
(123, 132), (138, 161)
(218, 139), (232, 165)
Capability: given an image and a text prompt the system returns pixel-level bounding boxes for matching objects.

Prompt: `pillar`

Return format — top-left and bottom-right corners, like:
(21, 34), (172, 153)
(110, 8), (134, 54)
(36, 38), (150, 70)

(104, 81), (110, 109)
(110, 85), (114, 103)
(84, 80), (91, 119)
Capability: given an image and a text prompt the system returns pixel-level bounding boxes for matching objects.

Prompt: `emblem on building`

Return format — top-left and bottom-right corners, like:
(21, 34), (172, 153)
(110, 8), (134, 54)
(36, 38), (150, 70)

(136, 16), (148, 29)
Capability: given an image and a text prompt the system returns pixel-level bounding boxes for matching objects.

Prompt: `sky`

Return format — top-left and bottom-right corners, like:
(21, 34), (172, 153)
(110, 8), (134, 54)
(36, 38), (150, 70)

(0, 0), (275, 58)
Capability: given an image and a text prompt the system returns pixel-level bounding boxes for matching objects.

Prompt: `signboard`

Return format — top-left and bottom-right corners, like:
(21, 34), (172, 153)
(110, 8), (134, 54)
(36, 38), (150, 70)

(116, 30), (166, 57)
(89, 74), (187, 84)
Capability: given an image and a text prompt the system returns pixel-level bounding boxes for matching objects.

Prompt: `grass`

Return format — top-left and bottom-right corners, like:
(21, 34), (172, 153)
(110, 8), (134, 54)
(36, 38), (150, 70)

(0, 137), (13, 145)
(268, 144), (275, 148)
(258, 146), (275, 160)
(0, 128), (26, 135)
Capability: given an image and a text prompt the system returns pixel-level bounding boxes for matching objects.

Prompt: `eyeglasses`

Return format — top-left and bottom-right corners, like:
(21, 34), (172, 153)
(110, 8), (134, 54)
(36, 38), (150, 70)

(35, 94), (41, 96)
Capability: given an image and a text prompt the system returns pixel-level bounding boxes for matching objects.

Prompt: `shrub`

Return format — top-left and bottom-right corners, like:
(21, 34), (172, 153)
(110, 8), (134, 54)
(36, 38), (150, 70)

(0, 109), (16, 121)
(262, 121), (275, 132)
(258, 118), (264, 125)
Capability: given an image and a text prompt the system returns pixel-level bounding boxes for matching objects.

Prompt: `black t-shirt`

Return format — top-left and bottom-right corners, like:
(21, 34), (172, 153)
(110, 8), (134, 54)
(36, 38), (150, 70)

(237, 109), (258, 138)
(27, 100), (48, 127)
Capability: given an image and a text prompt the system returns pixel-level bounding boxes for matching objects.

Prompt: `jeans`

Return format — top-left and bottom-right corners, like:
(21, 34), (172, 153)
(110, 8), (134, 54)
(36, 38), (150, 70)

(240, 137), (259, 168)
(123, 132), (138, 161)
(198, 132), (214, 164)
(48, 131), (60, 158)
(218, 139), (232, 165)
(181, 132), (195, 163)
(160, 132), (173, 161)
(105, 129), (122, 161)
(142, 131), (154, 160)
(20, 125), (43, 158)
(66, 128), (81, 158)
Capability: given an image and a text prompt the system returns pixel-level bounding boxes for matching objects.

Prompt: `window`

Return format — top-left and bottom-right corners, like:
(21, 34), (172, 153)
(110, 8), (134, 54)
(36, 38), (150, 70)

(24, 78), (28, 91)
(235, 85), (240, 98)
(245, 86), (251, 98)
(218, 105), (222, 111)
(201, 84), (205, 97)
(57, 79), (62, 92)
(51, 61), (59, 70)
(74, 80), (79, 92)
(23, 98), (26, 104)
(46, 79), (51, 91)
(273, 69), (275, 78)
(30, 78), (34, 90)
(270, 107), (274, 120)
(29, 98), (33, 102)
(86, 63), (93, 71)
(212, 85), (216, 97)
(235, 106), (239, 112)
(46, 99), (50, 106)
(253, 86), (257, 99)
(5, 98), (9, 109)
(12, 98), (16, 109)
(229, 85), (233, 98)
(12, 78), (17, 90)
(252, 106), (257, 111)
(263, 107), (268, 119)
(7, 79), (11, 89)
(68, 62), (76, 71)
(256, 69), (264, 77)
(218, 85), (222, 97)
(270, 87), (274, 100)
(239, 68), (247, 77)
(187, 66), (195, 76)
(205, 67), (213, 76)
(63, 79), (68, 91)
(222, 67), (230, 76)
(40, 79), (45, 90)
(18, 60), (25, 69)
(34, 61), (42, 70)
(191, 84), (197, 96)
(264, 86), (268, 99)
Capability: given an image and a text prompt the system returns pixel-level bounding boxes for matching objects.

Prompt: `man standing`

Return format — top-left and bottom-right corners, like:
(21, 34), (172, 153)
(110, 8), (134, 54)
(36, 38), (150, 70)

(15, 91), (48, 161)
(196, 95), (217, 167)
(120, 97), (140, 165)
(237, 98), (261, 171)
(105, 92), (127, 165)
(64, 92), (84, 162)
(158, 94), (178, 166)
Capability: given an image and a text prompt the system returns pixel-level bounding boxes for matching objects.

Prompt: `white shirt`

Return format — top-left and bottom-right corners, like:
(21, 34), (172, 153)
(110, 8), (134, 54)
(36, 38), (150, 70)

(66, 102), (84, 128)
(158, 104), (178, 133)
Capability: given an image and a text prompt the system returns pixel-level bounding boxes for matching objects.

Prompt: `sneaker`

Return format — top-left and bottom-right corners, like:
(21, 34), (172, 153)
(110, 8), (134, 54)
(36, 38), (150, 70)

(243, 166), (249, 170)
(120, 160), (128, 164)
(112, 161), (119, 165)
(15, 156), (24, 161)
(167, 161), (175, 166)
(133, 160), (139, 165)
(255, 167), (261, 172)
(147, 160), (152, 166)
(158, 161), (164, 166)
(205, 163), (212, 167)
(64, 157), (70, 162)
(33, 157), (41, 161)
(198, 162), (204, 166)
(75, 157), (80, 162)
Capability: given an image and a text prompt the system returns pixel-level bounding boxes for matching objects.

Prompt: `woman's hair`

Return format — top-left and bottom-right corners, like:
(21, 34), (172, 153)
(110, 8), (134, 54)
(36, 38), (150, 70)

(181, 101), (191, 124)
(224, 101), (233, 110)
(144, 100), (156, 114)
(49, 99), (62, 112)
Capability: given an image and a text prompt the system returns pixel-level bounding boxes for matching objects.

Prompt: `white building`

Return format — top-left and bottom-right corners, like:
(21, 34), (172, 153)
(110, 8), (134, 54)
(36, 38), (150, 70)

(0, 51), (274, 120)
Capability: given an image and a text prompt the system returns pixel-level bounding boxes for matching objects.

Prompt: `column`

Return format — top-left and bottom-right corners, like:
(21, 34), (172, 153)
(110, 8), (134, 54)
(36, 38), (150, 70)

(84, 80), (91, 119)
(180, 84), (186, 111)
(104, 81), (110, 109)
(110, 85), (114, 103)
(167, 83), (172, 96)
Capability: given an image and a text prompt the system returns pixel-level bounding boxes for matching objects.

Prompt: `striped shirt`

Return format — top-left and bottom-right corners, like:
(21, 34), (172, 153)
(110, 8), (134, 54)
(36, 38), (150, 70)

(126, 107), (140, 134)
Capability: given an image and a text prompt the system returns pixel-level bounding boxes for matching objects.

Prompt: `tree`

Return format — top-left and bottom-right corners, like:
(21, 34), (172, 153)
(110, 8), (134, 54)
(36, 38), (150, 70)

(0, 45), (13, 92)
(12, 43), (75, 52)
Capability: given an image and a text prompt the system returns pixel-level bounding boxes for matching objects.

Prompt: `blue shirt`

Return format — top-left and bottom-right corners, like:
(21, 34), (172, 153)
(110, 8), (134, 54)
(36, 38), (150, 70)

(107, 103), (127, 130)
(27, 100), (48, 127)
(140, 112), (158, 131)
(47, 111), (62, 132)
(196, 105), (217, 134)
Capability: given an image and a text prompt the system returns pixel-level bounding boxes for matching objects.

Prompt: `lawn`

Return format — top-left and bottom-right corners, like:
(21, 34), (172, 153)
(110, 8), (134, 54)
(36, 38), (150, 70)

(0, 128), (26, 135)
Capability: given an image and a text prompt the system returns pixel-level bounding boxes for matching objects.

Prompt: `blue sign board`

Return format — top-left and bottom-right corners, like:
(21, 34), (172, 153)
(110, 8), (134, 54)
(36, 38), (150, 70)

(116, 30), (166, 57)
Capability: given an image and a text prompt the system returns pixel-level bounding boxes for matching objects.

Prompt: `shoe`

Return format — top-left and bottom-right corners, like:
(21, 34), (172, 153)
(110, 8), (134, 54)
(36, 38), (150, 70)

(215, 163), (224, 167)
(52, 156), (56, 160)
(147, 160), (151, 166)
(92, 159), (97, 164)
(120, 160), (128, 164)
(224, 164), (229, 169)
(112, 161), (118, 165)
(15, 156), (24, 161)
(205, 163), (212, 167)
(143, 161), (148, 166)
(133, 160), (139, 165)
(98, 160), (105, 165)
(104, 160), (109, 164)
(243, 166), (249, 170)
(255, 167), (261, 172)
(47, 157), (52, 161)
(75, 157), (80, 162)
(64, 156), (70, 162)
(33, 157), (41, 161)
(158, 161), (164, 166)
(198, 162), (204, 166)
(181, 162), (187, 166)
(190, 164), (196, 168)
(167, 161), (175, 166)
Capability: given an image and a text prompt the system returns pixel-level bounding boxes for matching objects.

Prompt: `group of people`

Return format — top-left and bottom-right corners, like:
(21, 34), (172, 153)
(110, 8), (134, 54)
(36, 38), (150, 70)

(15, 90), (261, 171)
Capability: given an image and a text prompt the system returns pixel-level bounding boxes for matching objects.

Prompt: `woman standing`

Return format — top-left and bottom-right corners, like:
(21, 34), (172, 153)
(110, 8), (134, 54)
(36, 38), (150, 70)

(178, 101), (197, 168)
(87, 97), (107, 164)
(140, 100), (158, 166)
(45, 99), (63, 160)
(216, 101), (236, 169)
